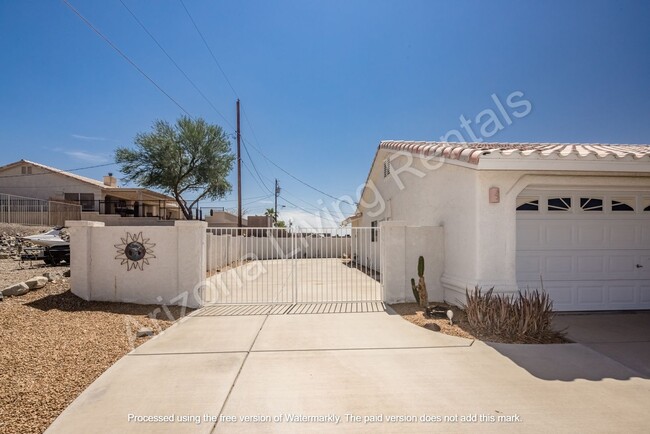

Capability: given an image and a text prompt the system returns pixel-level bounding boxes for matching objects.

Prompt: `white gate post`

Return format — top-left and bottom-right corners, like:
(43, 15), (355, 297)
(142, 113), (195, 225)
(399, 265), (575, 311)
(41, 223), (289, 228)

(379, 221), (406, 303)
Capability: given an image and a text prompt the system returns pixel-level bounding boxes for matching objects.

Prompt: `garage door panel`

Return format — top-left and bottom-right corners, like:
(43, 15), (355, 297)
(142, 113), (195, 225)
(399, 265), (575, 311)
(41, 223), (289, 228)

(641, 286), (650, 303)
(517, 255), (541, 274)
(517, 221), (542, 245)
(544, 284), (574, 305)
(577, 223), (606, 246)
(544, 222), (574, 247)
(608, 255), (637, 273)
(517, 193), (650, 311)
(577, 284), (605, 304)
(577, 256), (604, 273)
(609, 224), (638, 246)
(546, 256), (573, 274)
(607, 285), (636, 304)
(642, 227), (650, 244)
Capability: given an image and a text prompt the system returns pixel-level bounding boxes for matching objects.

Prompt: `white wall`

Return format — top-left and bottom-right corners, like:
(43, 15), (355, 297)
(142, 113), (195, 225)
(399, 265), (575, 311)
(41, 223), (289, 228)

(379, 221), (444, 303)
(206, 233), (351, 271)
(358, 148), (650, 306)
(359, 150), (478, 305)
(0, 163), (102, 202)
(68, 220), (207, 308)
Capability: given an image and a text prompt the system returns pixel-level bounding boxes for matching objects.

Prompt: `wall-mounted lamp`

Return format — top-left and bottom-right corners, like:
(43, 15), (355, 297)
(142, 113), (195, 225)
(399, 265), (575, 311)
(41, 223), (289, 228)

(489, 187), (500, 204)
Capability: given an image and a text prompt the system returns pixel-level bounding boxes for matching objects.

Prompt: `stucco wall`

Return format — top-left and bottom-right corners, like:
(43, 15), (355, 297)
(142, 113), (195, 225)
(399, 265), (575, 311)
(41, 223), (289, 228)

(68, 220), (207, 308)
(80, 212), (176, 226)
(0, 164), (102, 202)
(206, 234), (351, 271)
(359, 148), (650, 306)
(379, 221), (444, 303)
(358, 150), (478, 304)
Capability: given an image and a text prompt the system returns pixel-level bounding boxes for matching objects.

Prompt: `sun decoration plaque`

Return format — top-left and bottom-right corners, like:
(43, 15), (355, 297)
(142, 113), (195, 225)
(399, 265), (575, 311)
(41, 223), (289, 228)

(114, 232), (157, 271)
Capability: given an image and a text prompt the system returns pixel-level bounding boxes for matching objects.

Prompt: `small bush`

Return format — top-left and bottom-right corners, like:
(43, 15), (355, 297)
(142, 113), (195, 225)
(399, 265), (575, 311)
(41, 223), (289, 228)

(465, 286), (565, 343)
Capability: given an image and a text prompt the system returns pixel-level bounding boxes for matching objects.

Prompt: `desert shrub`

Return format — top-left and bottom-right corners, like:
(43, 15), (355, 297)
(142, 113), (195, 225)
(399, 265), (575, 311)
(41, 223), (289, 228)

(465, 286), (565, 343)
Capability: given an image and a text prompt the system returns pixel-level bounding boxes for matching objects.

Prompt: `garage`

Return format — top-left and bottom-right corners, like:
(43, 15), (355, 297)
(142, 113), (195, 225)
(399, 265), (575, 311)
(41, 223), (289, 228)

(516, 190), (650, 311)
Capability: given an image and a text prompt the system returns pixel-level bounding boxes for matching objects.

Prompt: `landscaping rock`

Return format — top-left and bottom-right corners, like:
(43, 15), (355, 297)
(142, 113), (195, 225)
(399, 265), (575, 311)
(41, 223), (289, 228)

(424, 323), (441, 331)
(2, 282), (30, 297)
(25, 276), (48, 290)
(136, 327), (154, 337)
(63, 269), (71, 277)
(43, 271), (62, 282)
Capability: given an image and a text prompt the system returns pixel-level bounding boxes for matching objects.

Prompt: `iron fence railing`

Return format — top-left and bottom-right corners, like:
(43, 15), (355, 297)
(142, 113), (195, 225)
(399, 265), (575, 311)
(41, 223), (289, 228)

(0, 193), (82, 226)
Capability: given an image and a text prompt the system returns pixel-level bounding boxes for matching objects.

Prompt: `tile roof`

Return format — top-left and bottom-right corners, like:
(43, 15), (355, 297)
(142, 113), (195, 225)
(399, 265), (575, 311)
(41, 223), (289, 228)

(379, 141), (650, 165)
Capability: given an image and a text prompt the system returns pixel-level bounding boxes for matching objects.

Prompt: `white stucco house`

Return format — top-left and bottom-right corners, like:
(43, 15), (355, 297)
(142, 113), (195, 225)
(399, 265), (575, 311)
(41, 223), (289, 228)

(350, 141), (650, 311)
(0, 159), (182, 223)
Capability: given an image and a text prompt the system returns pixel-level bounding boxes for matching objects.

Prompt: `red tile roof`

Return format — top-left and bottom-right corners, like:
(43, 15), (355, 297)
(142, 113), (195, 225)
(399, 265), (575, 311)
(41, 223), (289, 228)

(380, 141), (650, 165)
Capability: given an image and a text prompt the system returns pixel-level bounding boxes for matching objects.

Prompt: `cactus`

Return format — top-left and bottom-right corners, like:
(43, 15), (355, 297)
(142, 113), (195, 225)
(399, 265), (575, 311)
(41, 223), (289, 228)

(411, 256), (428, 308)
(411, 278), (420, 304)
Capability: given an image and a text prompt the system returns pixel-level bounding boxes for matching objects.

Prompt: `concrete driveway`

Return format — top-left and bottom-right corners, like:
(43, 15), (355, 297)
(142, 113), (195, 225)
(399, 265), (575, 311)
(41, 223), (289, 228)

(553, 311), (650, 377)
(46, 306), (650, 433)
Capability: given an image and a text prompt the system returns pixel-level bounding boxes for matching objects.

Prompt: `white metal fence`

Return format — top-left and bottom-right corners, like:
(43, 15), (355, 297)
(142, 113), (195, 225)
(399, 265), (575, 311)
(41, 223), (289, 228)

(0, 193), (82, 226)
(205, 227), (381, 304)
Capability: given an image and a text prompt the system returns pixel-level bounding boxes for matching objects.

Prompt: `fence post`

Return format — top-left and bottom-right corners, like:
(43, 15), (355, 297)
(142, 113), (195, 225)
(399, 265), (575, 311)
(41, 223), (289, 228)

(379, 221), (407, 303)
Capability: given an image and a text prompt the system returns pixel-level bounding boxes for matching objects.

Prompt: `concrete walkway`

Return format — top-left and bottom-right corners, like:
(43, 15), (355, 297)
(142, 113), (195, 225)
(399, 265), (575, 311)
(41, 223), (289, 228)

(46, 307), (650, 433)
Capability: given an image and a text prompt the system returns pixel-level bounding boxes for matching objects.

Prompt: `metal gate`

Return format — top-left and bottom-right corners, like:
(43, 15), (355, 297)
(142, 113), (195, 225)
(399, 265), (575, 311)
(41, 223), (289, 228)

(204, 227), (381, 304)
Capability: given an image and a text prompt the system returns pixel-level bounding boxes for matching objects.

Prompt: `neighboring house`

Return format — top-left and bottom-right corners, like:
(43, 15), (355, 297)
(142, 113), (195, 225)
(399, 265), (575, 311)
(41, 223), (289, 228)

(0, 159), (181, 223)
(351, 141), (650, 311)
(204, 209), (273, 228)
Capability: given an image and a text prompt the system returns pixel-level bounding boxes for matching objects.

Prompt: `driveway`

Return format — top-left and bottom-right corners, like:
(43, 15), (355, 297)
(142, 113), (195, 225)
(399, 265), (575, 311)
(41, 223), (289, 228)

(204, 259), (382, 304)
(553, 311), (650, 377)
(46, 306), (650, 433)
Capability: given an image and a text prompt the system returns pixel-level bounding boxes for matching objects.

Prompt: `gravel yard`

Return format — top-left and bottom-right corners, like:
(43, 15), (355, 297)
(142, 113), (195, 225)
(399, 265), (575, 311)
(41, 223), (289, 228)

(0, 258), (189, 434)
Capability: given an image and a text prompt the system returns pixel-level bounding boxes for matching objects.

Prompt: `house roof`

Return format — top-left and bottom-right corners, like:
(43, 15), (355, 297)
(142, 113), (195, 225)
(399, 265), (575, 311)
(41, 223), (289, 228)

(350, 140), (650, 219)
(380, 141), (650, 165)
(0, 159), (176, 201)
(0, 159), (107, 188)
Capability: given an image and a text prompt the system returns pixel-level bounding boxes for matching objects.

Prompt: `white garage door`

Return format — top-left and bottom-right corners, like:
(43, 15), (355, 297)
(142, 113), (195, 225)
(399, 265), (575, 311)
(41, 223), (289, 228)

(516, 191), (650, 311)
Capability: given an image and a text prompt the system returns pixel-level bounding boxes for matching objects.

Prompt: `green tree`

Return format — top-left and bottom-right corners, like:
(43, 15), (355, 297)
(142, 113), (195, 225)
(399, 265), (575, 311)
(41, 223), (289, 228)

(264, 207), (278, 223)
(115, 116), (234, 220)
(275, 220), (286, 228)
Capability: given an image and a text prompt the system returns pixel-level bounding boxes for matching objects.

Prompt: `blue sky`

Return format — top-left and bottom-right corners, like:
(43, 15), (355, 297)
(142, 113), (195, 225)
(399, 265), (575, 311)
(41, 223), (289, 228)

(1, 0), (649, 225)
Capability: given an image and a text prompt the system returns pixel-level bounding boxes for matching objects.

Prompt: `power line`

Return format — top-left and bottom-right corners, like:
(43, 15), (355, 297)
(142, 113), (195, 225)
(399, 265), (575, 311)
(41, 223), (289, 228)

(200, 194), (271, 205)
(242, 137), (355, 206)
(241, 141), (272, 194)
(178, 0), (239, 98)
(176, 0), (350, 207)
(279, 194), (341, 226)
(241, 160), (271, 195)
(61, 0), (193, 118)
(117, 0), (234, 131)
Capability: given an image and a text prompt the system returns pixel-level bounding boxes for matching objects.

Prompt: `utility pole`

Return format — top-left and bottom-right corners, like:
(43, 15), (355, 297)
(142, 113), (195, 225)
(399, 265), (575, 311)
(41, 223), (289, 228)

(274, 179), (280, 224)
(236, 99), (242, 227)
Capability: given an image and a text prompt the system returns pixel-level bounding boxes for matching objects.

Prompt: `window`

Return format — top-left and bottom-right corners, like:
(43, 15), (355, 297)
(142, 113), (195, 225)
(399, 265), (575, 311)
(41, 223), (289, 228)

(612, 199), (634, 212)
(547, 197), (571, 211)
(371, 220), (378, 242)
(516, 200), (539, 211)
(64, 193), (96, 211)
(383, 159), (391, 178)
(21, 166), (32, 175)
(580, 197), (603, 212)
